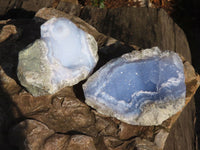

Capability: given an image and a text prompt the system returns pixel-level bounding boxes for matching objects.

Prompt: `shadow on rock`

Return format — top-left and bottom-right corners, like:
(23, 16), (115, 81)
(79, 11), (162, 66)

(0, 75), (27, 150)
(0, 10), (43, 149)
(0, 14), (43, 82)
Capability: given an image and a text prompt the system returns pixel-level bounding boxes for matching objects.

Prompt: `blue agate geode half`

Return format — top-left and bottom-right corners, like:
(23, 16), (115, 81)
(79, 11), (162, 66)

(83, 47), (186, 125)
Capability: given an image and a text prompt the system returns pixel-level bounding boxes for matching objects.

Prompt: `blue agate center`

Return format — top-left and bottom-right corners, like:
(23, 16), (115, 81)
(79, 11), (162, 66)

(84, 49), (186, 116)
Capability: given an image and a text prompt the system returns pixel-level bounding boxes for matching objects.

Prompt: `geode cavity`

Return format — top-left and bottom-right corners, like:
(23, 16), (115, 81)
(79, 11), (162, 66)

(83, 47), (186, 126)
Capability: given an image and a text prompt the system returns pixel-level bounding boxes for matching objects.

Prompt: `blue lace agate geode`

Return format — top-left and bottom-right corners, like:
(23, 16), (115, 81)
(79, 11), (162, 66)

(17, 18), (98, 96)
(83, 47), (186, 125)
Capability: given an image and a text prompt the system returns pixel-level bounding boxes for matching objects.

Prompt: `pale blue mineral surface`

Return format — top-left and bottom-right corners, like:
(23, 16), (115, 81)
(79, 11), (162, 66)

(83, 47), (186, 125)
(17, 17), (98, 96)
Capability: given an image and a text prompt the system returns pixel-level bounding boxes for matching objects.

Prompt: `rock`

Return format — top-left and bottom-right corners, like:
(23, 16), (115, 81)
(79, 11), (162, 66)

(0, 24), (17, 43)
(0, 7), (199, 150)
(83, 47), (186, 125)
(9, 119), (55, 150)
(94, 113), (118, 137)
(118, 122), (153, 140)
(1, 37), (199, 150)
(10, 122), (96, 150)
(134, 137), (159, 150)
(3, 58), (96, 135)
(104, 136), (124, 149)
(10, 87), (96, 136)
(103, 136), (139, 150)
(43, 134), (70, 150)
(67, 135), (96, 150)
(17, 17), (98, 96)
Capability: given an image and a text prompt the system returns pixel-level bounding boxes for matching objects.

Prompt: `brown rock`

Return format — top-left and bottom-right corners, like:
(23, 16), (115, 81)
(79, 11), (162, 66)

(134, 137), (159, 150)
(104, 136), (124, 149)
(44, 134), (96, 150)
(11, 92), (51, 118)
(1, 65), (96, 136)
(95, 113), (118, 137)
(10, 87), (96, 136)
(0, 25), (17, 43)
(38, 95), (96, 135)
(43, 134), (70, 150)
(67, 135), (96, 150)
(104, 136), (136, 150)
(118, 122), (153, 140)
(9, 119), (55, 150)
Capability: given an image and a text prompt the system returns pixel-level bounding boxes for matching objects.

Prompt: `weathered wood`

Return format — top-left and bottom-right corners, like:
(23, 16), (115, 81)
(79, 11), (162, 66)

(78, 6), (191, 63)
